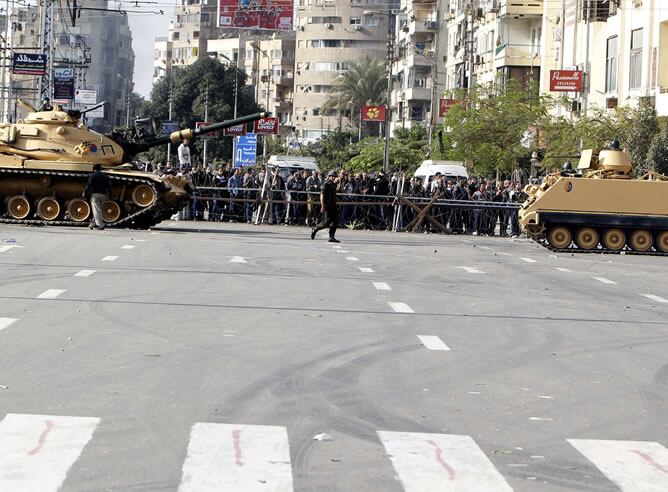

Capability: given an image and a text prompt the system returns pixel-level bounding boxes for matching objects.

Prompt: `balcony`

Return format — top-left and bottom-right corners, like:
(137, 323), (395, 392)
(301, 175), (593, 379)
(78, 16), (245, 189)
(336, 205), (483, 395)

(494, 44), (541, 67)
(499, 0), (543, 17)
(404, 86), (431, 101)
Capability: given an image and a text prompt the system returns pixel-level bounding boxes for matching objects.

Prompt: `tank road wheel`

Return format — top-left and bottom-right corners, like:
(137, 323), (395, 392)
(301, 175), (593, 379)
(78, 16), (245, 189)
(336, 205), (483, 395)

(602, 228), (626, 252)
(102, 200), (122, 223)
(547, 226), (572, 249)
(131, 184), (156, 208)
(655, 231), (668, 253)
(629, 229), (653, 252)
(36, 197), (60, 221)
(575, 227), (599, 250)
(67, 198), (91, 222)
(7, 195), (31, 220)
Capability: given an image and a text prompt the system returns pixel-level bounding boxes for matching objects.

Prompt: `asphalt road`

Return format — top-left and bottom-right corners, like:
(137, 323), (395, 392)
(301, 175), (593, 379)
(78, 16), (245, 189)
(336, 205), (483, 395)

(0, 221), (667, 491)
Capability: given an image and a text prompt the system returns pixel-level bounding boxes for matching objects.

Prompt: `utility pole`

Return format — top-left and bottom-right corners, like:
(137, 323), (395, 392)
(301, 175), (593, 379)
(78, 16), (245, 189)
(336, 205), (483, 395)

(167, 78), (173, 163)
(203, 81), (209, 167)
(583, 0), (591, 116)
(38, 0), (54, 105)
(427, 6), (441, 157)
(383, 29), (393, 173)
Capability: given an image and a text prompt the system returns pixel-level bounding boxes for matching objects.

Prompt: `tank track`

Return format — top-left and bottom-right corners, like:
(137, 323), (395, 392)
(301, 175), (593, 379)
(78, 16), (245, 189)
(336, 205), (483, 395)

(0, 168), (161, 228)
(529, 236), (668, 257)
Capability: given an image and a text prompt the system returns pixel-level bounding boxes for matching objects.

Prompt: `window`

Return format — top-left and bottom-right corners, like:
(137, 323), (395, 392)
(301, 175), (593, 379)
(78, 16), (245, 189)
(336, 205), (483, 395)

(193, 31), (199, 39)
(630, 28), (643, 89)
(350, 17), (362, 25)
(606, 36), (617, 92)
(364, 17), (379, 27)
(313, 108), (320, 116)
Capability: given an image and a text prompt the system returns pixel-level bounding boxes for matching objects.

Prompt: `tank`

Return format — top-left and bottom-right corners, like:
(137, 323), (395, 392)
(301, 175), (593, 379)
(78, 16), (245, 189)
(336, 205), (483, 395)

(0, 99), (268, 228)
(519, 145), (668, 255)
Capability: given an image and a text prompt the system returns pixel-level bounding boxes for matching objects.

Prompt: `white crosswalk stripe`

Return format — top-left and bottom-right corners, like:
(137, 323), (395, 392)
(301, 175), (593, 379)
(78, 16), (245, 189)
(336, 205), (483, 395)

(378, 431), (512, 491)
(0, 318), (18, 332)
(179, 423), (293, 491)
(568, 439), (668, 492)
(0, 413), (99, 491)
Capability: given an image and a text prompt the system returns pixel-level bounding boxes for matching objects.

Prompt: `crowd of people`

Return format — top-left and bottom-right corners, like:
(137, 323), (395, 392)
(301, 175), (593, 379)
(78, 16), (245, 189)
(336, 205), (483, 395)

(143, 161), (524, 237)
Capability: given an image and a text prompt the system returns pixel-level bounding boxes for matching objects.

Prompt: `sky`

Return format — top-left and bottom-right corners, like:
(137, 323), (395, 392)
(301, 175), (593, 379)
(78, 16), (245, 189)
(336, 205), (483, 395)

(128, 10), (173, 98)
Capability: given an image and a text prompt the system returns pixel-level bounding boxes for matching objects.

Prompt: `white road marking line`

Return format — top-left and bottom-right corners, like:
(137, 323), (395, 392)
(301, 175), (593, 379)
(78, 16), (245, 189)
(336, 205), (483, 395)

(373, 282), (391, 291)
(359, 267), (374, 273)
(178, 423), (293, 492)
(555, 267), (572, 272)
(230, 256), (247, 264)
(528, 417), (553, 422)
(346, 256), (359, 262)
(0, 413), (99, 491)
(74, 270), (95, 277)
(478, 246), (492, 250)
(641, 294), (668, 304)
(332, 245), (341, 249)
(520, 257), (537, 263)
(135, 239), (147, 242)
(378, 431), (512, 491)
(37, 289), (66, 299)
(101, 256), (118, 262)
(0, 318), (18, 332)
(457, 266), (485, 274)
(120, 245), (136, 250)
(388, 302), (414, 313)
(592, 276), (617, 285)
(568, 439), (668, 492)
(0, 245), (24, 253)
(417, 335), (451, 351)
(336, 250), (349, 253)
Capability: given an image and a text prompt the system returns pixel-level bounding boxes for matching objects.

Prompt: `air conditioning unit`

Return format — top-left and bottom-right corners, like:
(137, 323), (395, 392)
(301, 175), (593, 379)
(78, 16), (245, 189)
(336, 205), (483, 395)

(354, 24), (362, 31)
(326, 23), (334, 29)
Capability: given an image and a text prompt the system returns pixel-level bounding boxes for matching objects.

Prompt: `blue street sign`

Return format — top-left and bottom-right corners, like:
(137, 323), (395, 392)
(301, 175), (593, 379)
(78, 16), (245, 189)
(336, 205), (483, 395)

(235, 133), (257, 167)
(161, 121), (180, 134)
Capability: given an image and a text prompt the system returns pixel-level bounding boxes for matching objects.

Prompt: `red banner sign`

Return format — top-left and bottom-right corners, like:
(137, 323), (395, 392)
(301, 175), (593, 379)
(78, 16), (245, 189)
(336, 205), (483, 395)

(253, 117), (280, 135)
(361, 105), (386, 122)
(439, 99), (459, 117)
(549, 70), (584, 92)
(196, 121), (217, 138)
(223, 123), (247, 137)
(218, 0), (293, 31)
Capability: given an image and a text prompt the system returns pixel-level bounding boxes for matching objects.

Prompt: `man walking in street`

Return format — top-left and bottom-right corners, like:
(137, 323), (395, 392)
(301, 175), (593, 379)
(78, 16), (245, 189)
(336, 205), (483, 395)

(310, 170), (340, 243)
(85, 163), (112, 230)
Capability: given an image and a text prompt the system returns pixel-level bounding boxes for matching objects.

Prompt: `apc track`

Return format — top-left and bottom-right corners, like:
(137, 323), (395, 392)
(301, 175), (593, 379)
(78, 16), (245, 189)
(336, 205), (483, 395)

(530, 236), (668, 257)
(0, 168), (167, 229)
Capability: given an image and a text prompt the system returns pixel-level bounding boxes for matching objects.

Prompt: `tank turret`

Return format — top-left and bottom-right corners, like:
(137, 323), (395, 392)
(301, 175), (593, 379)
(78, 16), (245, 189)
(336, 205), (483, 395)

(0, 100), (268, 228)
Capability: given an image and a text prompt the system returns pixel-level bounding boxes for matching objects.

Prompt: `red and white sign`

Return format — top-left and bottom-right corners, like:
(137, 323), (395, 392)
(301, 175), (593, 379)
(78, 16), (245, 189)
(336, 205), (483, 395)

(223, 123), (247, 137)
(439, 99), (459, 117)
(253, 117), (280, 135)
(361, 105), (386, 122)
(218, 0), (293, 31)
(196, 121), (217, 137)
(549, 70), (584, 92)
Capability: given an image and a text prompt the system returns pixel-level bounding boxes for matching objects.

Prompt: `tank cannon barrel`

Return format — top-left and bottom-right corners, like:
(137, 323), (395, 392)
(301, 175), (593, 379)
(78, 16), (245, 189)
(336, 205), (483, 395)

(148, 112), (270, 148)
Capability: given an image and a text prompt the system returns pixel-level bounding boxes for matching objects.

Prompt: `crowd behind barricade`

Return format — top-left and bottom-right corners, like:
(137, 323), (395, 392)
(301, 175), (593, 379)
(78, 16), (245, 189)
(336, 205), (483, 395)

(143, 160), (523, 237)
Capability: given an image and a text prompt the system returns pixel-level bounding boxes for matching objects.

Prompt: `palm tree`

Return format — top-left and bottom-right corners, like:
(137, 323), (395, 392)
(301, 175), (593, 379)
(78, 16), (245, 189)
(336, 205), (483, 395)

(323, 56), (387, 138)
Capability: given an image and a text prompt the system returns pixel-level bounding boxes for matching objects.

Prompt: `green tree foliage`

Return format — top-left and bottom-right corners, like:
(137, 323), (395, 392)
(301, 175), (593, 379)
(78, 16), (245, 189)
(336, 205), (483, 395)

(347, 127), (428, 173)
(438, 82), (549, 177)
(141, 58), (260, 165)
(302, 130), (359, 171)
(645, 125), (668, 176)
(323, 56), (387, 137)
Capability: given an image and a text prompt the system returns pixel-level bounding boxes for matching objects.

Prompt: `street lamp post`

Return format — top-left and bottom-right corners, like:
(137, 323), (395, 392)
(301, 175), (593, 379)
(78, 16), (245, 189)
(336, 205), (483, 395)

(219, 51), (242, 166)
(363, 10), (396, 173)
(252, 42), (271, 162)
(156, 66), (173, 163)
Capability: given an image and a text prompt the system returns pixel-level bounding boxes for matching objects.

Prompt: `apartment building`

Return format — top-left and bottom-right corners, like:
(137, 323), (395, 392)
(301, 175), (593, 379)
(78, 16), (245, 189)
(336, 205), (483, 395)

(443, 0), (543, 92)
(390, 0), (448, 134)
(293, 0), (394, 142)
(540, 0), (668, 116)
(168, 0), (219, 69)
(2, 0), (134, 131)
(206, 33), (296, 129)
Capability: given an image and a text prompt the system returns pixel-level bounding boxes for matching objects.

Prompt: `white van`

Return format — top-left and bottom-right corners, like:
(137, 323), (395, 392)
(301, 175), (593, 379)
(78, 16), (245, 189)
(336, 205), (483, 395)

(414, 160), (468, 190)
(267, 155), (318, 180)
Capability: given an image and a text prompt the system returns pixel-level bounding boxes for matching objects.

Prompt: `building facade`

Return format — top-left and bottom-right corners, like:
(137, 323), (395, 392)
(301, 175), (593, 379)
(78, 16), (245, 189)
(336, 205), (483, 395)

(168, 0), (219, 69)
(390, 0), (448, 134)
(292, 0), (393, 141)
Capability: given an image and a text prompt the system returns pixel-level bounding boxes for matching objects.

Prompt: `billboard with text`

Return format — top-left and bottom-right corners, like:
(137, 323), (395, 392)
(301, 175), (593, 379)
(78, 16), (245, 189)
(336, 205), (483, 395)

(218, 0), (293, 30)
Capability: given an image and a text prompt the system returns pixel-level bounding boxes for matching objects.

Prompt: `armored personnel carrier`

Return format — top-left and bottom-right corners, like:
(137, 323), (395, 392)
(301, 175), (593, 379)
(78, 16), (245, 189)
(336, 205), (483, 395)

(519, 143), (668, 255)
(0, 100), (267, 228)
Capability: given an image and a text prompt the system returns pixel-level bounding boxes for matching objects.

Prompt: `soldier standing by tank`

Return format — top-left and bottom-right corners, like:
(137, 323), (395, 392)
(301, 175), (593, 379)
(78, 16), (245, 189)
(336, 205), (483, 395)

(310, 170), (340, 243)
(84, 164), (111, 230)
